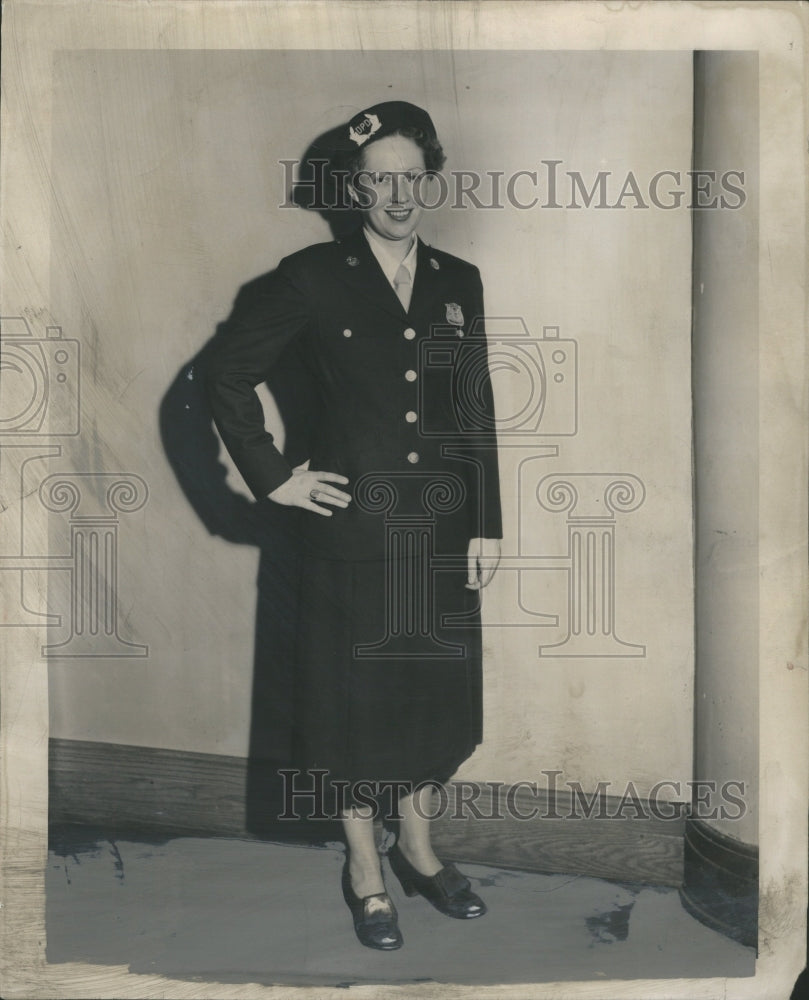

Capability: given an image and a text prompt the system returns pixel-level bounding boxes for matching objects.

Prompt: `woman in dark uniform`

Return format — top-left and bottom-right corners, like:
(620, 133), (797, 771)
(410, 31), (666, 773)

(206, 101), (501, 950)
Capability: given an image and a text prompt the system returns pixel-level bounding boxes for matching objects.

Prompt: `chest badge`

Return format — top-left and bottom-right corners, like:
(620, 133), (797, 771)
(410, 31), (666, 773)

(346, 255), (360, 267)
(429, 257), (440, 270)
(445, 302), (464, 327)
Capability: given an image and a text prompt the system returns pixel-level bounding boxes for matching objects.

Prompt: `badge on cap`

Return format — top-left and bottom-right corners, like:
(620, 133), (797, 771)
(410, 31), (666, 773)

(346, 256), (360, 267)
(349, 112), (382, 147)
(429, 258), (440, 270)
(445, 302), (464, 326)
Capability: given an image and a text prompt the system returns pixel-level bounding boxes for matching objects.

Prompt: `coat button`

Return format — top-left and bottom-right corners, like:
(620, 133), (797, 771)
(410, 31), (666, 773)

(403, 327), (416, 340)
(407, 451), (420, 464)
(404, 369), (417, 382)
(343, 328), (352, 338)
(405, 411), (417, 423)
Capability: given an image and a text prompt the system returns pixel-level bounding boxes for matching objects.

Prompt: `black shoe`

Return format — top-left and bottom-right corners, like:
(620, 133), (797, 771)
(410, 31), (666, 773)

(341, 860), (404, 950)
(388, 843), (487, 919)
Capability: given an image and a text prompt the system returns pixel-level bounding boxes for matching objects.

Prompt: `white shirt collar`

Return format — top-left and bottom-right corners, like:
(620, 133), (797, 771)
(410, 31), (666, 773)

(363, 227), (418, 288)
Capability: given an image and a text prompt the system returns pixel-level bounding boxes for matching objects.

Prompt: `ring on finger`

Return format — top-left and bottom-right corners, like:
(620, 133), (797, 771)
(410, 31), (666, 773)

(309, 488), (320, 501)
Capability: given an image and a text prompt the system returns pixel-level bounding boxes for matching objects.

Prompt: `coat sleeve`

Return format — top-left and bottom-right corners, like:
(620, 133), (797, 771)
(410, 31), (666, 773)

(459, 267), (503, 540)
(205, 257), (313, 500)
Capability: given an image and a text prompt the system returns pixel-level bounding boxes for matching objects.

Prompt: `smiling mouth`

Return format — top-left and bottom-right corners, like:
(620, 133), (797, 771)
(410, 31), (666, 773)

(385, 207), (413, 221)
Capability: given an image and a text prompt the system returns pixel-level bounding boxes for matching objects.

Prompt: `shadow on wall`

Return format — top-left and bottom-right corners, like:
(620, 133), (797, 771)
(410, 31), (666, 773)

(159, 125), (361, 842)
(159, 273), (316, 839)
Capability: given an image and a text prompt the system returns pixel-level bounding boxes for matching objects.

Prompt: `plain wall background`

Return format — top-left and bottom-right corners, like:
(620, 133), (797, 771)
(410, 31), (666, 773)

(42, 49), (695, 797)
(692, 51), (759, 843)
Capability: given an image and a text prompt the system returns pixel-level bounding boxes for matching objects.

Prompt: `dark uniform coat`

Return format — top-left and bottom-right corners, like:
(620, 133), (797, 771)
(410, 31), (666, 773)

(206, 226), (502, 798)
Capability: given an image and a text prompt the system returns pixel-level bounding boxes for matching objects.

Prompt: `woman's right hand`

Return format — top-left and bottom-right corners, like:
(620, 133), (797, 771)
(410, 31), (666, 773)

(268, 463), (351, 516)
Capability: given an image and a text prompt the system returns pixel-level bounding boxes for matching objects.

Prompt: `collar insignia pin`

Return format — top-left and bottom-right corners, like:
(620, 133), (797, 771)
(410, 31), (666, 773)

(346, 256), (360, 267)
(445, 302), (464, 326)
(429, 257), (440, 270)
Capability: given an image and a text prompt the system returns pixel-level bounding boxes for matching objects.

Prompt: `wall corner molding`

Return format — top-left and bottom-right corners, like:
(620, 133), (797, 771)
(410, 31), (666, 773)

(679, 814), (758, 950)
(49, 738), (686, 889)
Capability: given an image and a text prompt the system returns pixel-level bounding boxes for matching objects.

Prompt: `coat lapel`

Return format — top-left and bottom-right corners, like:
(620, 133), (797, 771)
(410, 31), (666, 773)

(333, 228), (404, 322)
(334, 230), (443, 326)
(407, 238), (443, 325)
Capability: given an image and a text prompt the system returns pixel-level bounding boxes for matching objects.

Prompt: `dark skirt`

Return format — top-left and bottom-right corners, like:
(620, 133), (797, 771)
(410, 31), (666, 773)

(291, 552), (483, 806)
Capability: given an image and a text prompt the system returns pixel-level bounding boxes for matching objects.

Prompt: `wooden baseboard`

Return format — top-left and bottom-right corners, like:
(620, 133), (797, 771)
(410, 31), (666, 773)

(49, 738), (685, 886)
(679, 815), (759, 950)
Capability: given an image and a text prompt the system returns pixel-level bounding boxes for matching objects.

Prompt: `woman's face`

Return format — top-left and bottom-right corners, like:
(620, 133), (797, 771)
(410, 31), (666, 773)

(349, 134), (427, 243)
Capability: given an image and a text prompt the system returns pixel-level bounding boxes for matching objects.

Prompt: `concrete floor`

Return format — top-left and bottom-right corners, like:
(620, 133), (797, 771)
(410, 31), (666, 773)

(46, 828), (755, 988)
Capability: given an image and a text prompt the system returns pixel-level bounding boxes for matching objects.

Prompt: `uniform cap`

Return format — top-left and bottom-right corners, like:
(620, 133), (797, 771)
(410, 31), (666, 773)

(337, 101), (437, 156)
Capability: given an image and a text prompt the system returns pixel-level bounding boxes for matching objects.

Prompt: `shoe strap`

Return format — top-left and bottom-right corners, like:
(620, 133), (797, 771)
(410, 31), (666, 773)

(363, 893), (397, 919)
(435, 864), (471, 897)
